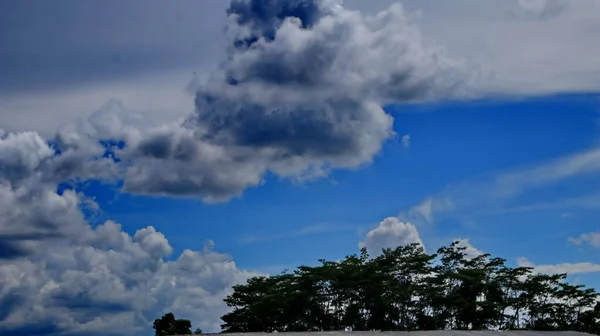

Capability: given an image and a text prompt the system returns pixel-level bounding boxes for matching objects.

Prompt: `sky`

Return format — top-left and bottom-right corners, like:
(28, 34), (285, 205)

(1, 0), (600, 335)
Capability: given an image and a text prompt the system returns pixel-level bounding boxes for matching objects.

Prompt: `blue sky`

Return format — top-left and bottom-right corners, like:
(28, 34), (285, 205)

(2, 0), (600, 335)
(86, 93), (600, 274)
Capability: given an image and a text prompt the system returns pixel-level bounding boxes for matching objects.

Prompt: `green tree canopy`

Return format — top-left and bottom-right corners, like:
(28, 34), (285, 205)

(153, 312), (192, 336)
(221, 242), (600, 333)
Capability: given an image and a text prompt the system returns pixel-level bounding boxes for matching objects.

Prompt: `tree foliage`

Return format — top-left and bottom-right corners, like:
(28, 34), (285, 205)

(153, 312), (192, 336)
(221, 242), (600, 333)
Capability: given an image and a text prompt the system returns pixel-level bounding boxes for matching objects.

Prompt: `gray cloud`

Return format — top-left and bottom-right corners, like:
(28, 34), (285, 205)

(222, 0), (468, 101)
(112, 0), (467, 201)
(0, 0), (226, 94)
(3, 0), (600, 136)
(0, 0), (467, 259)
(0, 0), (508, 333)
(17, 0), (469, 202)
(0, 130), (98, 259)
(515, 0), (569, 20)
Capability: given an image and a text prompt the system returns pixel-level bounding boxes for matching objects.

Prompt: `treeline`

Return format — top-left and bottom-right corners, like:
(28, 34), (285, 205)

(153, 312), (202, 336)
(221, 242), (600, 333)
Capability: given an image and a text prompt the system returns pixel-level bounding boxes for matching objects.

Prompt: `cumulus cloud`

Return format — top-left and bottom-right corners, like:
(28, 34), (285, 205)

(517, 257), (600, 275)
(0, 129), (255, 333)
(0, 1), (471, 332)
(0, 138), (251, 334)
(0, 131), (54, 182)
(0, 221), (257, 335)
(0, 1), (472, 332)
(17, 0), (471, 204)
(359, 217), (423, 255)
(358, 219), (484, 262)
(0, 130), (102, 259)
(88, 0), (469, 202)
(455, 238), (484, 260)
(568, 231), (600, 248)
(0, 97), (258, 335)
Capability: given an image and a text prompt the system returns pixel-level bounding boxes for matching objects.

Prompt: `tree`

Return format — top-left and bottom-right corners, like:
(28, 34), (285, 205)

(194, 328), (203, 334)
(220, 241), (600, 334)
(153, 312), (192, 336)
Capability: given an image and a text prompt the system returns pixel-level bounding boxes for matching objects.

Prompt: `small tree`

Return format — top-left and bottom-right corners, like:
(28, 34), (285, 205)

(153, 312), (192, 336)
(194, 328), (203, 334)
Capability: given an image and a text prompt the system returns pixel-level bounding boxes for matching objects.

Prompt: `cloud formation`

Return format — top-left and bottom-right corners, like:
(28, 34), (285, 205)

(0, 129), (110, 259)
(6, 0), (598, 334)
(0, 127), (256, 334)
(114, 0), (468, 201)
(3, 0), (600, 136)
(454, 238), (484, 260)
(0, 221), (257, 335)
(0, 1), (469, 333)
(25, 0), (469, 204)
(359, 217), (423, 255)
(402, 146), (600, 226)
(359, 218), (485, 262)
(569, 231), (600, 248)
(517, 257), (600, 275)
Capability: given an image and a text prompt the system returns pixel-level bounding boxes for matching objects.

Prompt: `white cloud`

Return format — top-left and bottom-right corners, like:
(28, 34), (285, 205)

(401, 134), (411, 148)
(4, 0), (600, 139)
(359, 220), (484, 262)
(517, 257), (600, 275)
(0, 70), (198, 137)
(2, 0), (599, 204)
(405, 196), (442, 224)
(0, 221), (258, 335)
(404, 0), (600, 97)
(341, 0), (600, 96)
(0, 2), (469, 331)
(0, 131), (54, 178)
(1, 0), (600, 333)
(33, 0), (469, 203)
(359, 217), (424, 255)
(495, 147), (600, 195)
(569, 231), (600, 248)
(455, 238), (484, 260)
(404, 146), (600, 225)
(0, 125), (257, 335)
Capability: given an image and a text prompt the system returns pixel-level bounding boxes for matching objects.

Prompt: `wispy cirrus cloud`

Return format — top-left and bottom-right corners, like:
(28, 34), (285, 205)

(403, 146), (600, 225)
(517, 257), (600, 275)
(239, 222), (352, 244)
